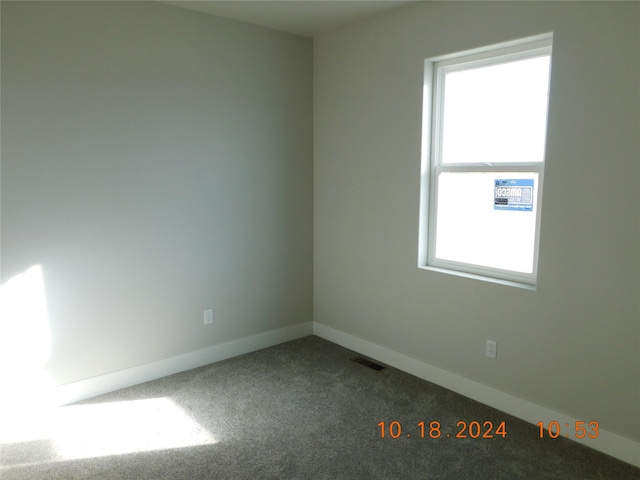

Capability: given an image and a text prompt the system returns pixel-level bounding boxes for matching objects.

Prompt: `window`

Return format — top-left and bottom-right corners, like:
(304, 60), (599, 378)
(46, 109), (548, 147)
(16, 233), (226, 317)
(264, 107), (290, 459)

(418, 35), (553, 287)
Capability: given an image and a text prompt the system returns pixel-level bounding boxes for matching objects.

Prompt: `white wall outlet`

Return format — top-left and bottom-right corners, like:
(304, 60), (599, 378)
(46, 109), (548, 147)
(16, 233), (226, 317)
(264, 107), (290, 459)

(486, 340), (497, 359)
(204, 309), (214, 325)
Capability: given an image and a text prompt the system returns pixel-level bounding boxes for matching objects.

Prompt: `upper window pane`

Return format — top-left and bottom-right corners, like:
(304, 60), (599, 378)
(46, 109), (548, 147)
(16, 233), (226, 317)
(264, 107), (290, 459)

(441, 55), (551, 164)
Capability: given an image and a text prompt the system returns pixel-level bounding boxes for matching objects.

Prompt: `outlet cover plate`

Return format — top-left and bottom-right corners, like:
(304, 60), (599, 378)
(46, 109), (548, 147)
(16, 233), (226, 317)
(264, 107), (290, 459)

(486, 340), (497, 359)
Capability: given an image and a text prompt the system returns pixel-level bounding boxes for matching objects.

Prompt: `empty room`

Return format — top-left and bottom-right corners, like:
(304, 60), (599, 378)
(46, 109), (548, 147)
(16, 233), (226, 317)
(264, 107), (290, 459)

(1, 1), (638, 478)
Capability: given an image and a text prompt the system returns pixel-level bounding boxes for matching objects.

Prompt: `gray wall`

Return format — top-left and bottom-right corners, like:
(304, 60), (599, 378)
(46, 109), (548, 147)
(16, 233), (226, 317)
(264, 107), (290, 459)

(314, 1), (640, 441)
(1, 1), (313, 385)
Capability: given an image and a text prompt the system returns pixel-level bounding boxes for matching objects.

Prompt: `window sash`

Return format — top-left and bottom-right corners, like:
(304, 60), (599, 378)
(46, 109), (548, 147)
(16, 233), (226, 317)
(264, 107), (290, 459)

(427, 163), (544, 285)
(432, 44), (552, 167)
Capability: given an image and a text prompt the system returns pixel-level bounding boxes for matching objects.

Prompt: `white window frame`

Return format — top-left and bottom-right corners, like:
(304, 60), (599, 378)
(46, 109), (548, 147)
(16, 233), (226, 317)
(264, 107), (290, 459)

(418, 34), (553, 289)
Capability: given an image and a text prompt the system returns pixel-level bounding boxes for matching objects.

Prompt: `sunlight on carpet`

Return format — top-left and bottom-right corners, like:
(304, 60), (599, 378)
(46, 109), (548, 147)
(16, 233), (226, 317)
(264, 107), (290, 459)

(0, 397), (217, 464)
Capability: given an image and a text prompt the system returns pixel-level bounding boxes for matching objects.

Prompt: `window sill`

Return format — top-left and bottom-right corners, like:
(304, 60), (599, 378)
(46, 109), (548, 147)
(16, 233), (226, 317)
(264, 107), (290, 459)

(419, 266), (537, 291)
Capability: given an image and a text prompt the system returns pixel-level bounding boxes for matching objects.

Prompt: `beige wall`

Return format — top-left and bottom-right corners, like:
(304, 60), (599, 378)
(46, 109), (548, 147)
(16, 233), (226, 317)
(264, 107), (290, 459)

(1, 1), (313, 385)
(314, 1), (640, 441)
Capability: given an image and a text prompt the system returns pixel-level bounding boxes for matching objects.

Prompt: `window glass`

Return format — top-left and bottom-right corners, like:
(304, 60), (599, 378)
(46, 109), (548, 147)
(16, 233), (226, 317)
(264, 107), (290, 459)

(434, 171), (539, 273)
(441, 56), (550, 164)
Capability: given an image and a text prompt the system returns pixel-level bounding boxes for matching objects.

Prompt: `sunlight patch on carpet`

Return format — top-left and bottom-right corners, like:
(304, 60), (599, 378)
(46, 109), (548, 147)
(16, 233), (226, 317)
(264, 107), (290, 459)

(0, 397), (217, 464)
(53, 397), (217, 460)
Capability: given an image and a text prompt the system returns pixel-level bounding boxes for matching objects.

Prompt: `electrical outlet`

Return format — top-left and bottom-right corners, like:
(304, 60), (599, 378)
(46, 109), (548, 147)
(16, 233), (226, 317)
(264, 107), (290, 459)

(486, 340), (497, 359)
(204, 309), (214, 325)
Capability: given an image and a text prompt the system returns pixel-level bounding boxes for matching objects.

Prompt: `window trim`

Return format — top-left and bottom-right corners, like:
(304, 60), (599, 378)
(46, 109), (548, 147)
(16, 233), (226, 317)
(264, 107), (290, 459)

(418, 34), (553, 288)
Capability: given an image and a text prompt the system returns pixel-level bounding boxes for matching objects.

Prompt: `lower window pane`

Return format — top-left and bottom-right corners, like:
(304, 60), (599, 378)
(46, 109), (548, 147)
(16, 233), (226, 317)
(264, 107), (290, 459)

(434, 171), (539, 274)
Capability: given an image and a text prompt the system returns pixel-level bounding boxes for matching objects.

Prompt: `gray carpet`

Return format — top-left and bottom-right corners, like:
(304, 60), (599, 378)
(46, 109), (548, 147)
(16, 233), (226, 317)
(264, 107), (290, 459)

(1, 336), (638, 479)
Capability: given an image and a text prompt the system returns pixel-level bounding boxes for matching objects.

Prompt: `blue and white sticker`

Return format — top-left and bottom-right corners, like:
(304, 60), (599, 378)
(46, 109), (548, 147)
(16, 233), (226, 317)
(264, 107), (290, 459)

(494, 179), (534, 211)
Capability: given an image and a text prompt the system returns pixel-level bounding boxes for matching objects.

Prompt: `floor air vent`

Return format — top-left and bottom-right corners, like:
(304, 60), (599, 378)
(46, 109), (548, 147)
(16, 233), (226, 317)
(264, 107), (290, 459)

(351, 357), (385, 371)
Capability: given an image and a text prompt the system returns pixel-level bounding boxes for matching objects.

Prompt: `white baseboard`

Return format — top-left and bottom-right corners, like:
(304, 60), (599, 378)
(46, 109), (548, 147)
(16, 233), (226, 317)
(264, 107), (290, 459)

(313, 322), (640, 468)
(52, 321), (313, 407)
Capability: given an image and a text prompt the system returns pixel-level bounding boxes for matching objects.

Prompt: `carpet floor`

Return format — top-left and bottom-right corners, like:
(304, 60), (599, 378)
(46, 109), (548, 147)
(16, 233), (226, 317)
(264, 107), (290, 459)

(1, 335), (638, 479)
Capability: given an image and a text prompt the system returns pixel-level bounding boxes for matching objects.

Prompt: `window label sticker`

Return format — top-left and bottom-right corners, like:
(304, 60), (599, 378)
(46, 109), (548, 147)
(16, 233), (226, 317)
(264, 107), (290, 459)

(494, 179), (534, 211)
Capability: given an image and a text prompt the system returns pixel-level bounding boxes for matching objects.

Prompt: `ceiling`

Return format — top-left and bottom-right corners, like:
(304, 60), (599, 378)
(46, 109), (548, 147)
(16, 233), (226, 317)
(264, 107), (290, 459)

(161, 0), (420, 37)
